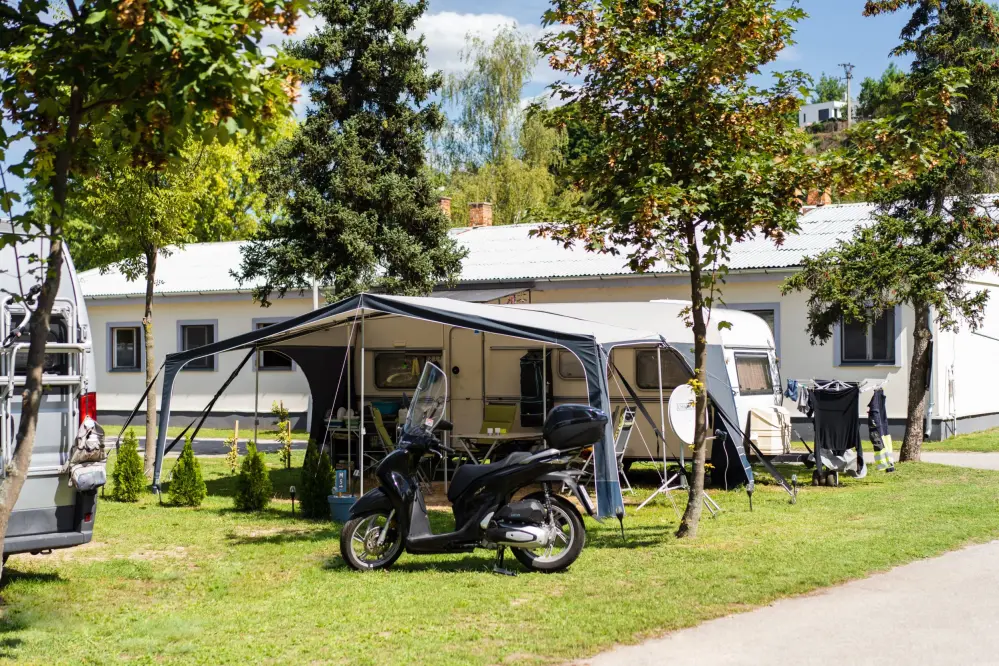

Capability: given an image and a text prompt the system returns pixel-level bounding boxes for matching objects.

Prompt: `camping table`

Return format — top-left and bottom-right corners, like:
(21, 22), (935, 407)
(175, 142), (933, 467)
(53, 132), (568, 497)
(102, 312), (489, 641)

(452, 432), (545, 465)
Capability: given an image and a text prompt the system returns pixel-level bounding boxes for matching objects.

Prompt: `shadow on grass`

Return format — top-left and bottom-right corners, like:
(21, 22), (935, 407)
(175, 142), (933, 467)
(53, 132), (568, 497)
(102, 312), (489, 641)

(226, 526), (340, 547)
(0, 568), (61, 590)
(587, 525), (671, 549)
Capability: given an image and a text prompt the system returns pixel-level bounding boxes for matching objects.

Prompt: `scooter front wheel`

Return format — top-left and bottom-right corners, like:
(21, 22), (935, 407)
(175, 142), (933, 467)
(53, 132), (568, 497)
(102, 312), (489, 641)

(512, 495), (585, 573)
(340, 510), (404, 571)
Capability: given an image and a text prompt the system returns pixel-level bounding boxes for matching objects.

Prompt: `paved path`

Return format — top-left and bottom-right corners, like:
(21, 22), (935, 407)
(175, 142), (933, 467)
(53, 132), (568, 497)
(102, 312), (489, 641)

(582, 539), (999, 666)
(921, 451), (999, 470)
(582, 452), (999, 666)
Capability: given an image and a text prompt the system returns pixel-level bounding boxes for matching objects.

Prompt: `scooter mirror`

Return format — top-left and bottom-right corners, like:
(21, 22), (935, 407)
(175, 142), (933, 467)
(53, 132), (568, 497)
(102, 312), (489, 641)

(435, 418), (453, 432)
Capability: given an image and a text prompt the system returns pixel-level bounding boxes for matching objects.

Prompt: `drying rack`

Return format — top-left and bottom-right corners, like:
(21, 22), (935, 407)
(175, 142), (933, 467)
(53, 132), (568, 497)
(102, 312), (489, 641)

(783, 377), (890, 484)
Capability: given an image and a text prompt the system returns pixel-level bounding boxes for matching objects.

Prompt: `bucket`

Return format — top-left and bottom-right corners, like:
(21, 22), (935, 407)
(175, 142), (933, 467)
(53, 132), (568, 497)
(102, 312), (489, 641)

(328, 495), (356, 522)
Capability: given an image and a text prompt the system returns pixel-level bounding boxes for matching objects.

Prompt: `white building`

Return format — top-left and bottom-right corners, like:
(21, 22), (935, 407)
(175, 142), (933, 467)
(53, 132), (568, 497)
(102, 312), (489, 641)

(798, 100), (850, 127)
(79, 202), (999, 440)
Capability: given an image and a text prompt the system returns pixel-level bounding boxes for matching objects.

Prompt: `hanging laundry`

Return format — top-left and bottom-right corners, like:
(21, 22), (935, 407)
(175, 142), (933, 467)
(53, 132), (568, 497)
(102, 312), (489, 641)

(868, 388), (895, 472)
(797, 385), (812, 417)
(785, 379), (800, 401)
(811, 383), (865, 477)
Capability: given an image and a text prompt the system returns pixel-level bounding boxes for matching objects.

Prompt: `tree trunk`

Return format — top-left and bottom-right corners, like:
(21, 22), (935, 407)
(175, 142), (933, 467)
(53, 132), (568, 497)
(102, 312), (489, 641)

(901, 299), (932, 462)
(0, 88), (81, 566)
(142, 247), (158, 479)
(676, 223), (709, 540)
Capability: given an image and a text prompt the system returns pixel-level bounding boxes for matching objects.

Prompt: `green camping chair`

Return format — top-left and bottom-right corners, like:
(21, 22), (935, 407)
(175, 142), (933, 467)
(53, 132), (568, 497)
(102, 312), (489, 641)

(468, 403), (518, 462)
(369, 405), (395, 453)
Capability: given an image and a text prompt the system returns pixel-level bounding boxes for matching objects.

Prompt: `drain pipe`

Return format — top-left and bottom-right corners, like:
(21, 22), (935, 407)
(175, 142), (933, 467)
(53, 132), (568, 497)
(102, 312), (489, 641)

(924, 308), (934, 439)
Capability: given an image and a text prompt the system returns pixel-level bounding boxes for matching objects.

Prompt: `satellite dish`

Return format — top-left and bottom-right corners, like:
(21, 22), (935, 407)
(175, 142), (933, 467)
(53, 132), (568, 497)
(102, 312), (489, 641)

(667, 384), (698, 445)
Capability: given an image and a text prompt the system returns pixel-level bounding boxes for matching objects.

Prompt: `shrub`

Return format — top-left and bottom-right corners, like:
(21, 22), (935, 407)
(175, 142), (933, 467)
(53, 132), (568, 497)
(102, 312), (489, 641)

(110, 429), (145, 502)
(235, 441), (272, 511)
(169, 435), (207, 507)
(300, 439), (334, 519)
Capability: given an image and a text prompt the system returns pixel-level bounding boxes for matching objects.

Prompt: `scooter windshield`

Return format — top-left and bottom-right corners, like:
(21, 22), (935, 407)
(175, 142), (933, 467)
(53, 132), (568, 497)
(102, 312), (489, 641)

(402, 362), (447, 437)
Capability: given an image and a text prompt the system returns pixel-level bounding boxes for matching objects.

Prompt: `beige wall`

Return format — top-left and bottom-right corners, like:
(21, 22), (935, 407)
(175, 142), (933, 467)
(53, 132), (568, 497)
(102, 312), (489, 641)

(89, 294), (313, 415)
(531, 278), (915, 420)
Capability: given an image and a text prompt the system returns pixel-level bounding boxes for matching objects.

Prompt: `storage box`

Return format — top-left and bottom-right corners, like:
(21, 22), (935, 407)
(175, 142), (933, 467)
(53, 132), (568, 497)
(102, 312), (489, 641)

(328, 495), (356, 523)
(749, 406), (792, 456)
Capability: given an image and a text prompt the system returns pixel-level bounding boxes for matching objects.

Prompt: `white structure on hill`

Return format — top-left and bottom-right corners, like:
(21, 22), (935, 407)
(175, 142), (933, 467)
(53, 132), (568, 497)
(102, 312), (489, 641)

(79, 201), (999, 439)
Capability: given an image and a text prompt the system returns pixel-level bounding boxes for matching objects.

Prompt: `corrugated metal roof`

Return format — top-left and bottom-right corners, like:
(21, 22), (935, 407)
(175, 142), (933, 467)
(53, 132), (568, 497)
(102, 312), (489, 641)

(79, 202), (878, 298)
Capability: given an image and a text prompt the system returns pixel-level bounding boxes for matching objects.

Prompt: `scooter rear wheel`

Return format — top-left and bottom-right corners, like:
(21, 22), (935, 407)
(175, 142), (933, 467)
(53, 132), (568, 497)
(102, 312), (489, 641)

(340, 510), (404, 571)
(512, 495), (585, 573)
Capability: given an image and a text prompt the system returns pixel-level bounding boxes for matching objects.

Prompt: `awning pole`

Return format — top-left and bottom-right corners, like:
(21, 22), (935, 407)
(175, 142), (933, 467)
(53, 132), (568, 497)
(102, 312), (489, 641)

(347, 326), (352, 493)
(657, 346), (666, 470)
(359, 309), (365, 497)
(253, 345), (259, 444)
(542, 343), (547, 421)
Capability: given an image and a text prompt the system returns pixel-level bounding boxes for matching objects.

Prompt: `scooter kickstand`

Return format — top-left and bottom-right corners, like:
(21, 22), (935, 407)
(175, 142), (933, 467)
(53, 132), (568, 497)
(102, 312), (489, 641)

(492, 546), (517, 577)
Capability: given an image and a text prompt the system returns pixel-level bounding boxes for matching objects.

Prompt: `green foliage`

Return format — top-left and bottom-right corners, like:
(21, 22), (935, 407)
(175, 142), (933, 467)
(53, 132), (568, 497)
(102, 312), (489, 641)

(858, 63), (908, 119)
(168, 435), (207, 507)
(440, 25), (538, 166)
(110, 430), (145, 503)
(235, 0), (464, 303)
(67, 128), (288, 273)
(812, 72), (848, 103)
(436, 28), (571, 227)
(300, 440), (334, 520)
(235, 442), (272, 512)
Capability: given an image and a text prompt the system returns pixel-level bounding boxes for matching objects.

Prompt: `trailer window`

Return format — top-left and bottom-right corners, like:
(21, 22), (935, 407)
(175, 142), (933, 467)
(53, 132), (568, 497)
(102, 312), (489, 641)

(557, 350), (585, 380)
(10, 313), (69, 375)
(374, 352), (441, 389)
(635, 350), (690, 390)
(734, 354), (773, 395)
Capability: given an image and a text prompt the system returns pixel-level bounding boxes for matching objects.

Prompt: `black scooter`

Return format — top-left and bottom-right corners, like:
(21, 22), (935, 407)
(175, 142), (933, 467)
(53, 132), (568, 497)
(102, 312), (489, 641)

(340, 363), (606, 574)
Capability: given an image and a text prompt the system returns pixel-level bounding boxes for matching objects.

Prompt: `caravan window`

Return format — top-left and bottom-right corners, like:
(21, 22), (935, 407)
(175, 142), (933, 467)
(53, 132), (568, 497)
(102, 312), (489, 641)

(374, 352), (441, 389)
(635, 350), (689, 390)
(557, 350), (585, 380)
(734, 354), (773, 395)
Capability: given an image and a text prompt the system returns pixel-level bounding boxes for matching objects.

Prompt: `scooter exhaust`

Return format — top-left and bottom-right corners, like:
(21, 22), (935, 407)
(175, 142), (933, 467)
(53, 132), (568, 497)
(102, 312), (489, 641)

(485, 523), (551, 548)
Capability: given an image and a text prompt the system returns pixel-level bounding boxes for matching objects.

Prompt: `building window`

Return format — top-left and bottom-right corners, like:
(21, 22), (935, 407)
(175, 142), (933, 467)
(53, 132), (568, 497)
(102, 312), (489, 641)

(841, 311), (895, 364)
(374, 352), (441, 389)
(179, 321), (216, 370)
(818, 108), (831, 122)
(635, 350), (690, 390)
(558, 349), (585, 380)
(734, 354), (773, 396)
(255, 320), (293, 371)
(111, 326), (141, 371)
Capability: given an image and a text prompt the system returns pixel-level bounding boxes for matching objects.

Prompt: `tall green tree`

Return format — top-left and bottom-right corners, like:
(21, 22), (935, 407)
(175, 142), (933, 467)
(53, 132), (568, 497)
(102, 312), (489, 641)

(813, 72), (848, 103)
(236, 0), (464, 302)
(858, 63), (908, 118)
(785, 0), (999, 462)
(67, 130), (281, 477)
(0, 0), (305, 564)
(441, 25), (538, 167)
(536, 0), (825, 538)
(436, 27), (569, 227)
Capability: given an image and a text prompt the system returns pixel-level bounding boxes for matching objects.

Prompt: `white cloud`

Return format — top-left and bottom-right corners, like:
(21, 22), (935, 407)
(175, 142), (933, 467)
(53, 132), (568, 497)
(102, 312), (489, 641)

(413, 11), (558, 85)
(777, 45), (802, 63)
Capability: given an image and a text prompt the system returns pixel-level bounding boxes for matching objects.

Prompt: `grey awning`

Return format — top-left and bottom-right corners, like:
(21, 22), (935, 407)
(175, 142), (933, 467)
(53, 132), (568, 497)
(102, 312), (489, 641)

(429, 287), (528, 303)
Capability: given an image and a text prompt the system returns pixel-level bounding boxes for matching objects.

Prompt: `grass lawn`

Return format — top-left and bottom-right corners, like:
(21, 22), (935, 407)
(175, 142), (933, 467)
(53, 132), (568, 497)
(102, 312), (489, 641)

(3, 454), (999, 665)
(922, 428), (999, 453)
(100, 424), (311, 441)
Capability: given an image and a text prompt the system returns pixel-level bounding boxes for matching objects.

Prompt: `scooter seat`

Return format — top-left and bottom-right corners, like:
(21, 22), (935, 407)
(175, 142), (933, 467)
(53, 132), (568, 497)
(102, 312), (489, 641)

(447, 452), (534, 502)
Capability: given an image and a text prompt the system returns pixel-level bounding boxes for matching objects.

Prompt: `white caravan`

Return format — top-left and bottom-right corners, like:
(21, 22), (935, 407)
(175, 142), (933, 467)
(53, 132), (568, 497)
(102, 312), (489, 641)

(0, 229), (99, 561)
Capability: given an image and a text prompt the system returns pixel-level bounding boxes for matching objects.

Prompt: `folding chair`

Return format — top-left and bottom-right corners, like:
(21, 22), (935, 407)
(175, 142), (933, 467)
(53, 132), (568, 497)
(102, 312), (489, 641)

(578, 407), (633, 494)
(463, 403), (518, 463)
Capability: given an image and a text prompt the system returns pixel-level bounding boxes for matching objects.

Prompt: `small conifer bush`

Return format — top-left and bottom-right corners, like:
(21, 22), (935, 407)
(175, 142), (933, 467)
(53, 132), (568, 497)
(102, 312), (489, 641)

(235, 441), (273, 511)
(169, 435), (207, 507)
(300, 439), (334, 519)
(110, 429), (145, 502)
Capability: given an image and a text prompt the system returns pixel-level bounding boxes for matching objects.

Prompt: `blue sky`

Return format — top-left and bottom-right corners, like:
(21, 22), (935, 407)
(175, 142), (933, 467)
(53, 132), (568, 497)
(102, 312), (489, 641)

(1, 1), (912, 214)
